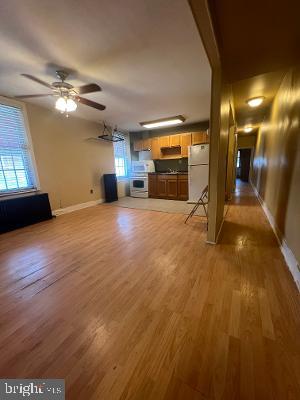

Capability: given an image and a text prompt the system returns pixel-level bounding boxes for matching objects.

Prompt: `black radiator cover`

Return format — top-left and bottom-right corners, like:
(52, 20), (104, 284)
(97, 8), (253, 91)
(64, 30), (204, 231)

(0, 192), (52, 234)
(103, 173), (118, 202)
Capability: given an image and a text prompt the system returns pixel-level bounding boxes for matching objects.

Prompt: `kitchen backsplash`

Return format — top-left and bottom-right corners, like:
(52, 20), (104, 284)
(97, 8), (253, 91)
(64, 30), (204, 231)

(154, 158), (188, 172)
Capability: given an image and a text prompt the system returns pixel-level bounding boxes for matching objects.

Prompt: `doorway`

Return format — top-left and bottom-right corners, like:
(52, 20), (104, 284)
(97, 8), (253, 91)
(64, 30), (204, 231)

(236, 148), (251, 182)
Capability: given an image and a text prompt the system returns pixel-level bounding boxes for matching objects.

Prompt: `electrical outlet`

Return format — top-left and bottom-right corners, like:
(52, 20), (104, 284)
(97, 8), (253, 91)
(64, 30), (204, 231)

(90, 189), (94, 194)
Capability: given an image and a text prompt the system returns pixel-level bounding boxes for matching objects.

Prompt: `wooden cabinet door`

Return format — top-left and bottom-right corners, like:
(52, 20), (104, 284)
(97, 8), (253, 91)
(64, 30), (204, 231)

(177, 176), (188, 200)
(169, 134), (181, 147)
(148, 174), (157, 197)
(159, 136), (170, 148)
(133, 139), (143, 151)
(143, 138), (151, 150)
(167, 179), (178, 199)
(180, 133), (192, 157)
(192, 131), (209, 145)
(157, 178), (168, 198)
(151, 137), (161, 159)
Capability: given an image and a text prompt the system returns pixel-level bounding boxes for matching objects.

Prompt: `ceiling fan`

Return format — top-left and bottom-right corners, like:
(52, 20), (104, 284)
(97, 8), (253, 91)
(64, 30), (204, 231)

(15, 70), (106, 115)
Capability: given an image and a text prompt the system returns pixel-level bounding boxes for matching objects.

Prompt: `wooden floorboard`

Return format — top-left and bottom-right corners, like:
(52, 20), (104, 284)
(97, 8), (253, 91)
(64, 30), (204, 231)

(0, 182), (299, 399)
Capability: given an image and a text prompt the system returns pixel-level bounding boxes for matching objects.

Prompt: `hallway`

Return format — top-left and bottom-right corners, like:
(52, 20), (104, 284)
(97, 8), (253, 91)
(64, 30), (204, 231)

(0, 183), (299, 399)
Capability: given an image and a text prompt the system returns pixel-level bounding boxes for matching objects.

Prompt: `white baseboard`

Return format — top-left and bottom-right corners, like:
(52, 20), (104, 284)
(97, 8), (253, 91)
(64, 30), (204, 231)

(53, 199), (105, 216)
(206, 240), (217, 245)
(251, 181), (300, 292)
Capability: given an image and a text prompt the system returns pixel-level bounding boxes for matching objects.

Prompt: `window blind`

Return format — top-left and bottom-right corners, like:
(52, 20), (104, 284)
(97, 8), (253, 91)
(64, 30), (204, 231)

(0, 102), (36, 194)
(113, 134), (128, 177)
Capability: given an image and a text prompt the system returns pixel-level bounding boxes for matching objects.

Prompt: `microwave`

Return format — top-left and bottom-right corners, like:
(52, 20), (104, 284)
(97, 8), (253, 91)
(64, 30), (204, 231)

(131, 160), (155, 176)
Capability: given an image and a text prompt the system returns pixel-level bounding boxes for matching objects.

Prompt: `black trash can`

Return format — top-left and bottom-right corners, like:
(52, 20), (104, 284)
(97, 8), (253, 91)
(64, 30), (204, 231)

(103, 173), (118, 202)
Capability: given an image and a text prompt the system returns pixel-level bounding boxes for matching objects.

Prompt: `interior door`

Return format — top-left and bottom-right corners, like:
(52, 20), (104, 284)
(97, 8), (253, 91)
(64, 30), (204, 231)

(239, 148), (252, 181)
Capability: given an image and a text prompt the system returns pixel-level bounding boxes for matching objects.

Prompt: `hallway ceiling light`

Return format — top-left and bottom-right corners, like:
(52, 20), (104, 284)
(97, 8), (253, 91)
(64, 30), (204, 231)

(246, 96), (265, 107)
(140, 115), (185, 129)
(244, 126), (253, 133)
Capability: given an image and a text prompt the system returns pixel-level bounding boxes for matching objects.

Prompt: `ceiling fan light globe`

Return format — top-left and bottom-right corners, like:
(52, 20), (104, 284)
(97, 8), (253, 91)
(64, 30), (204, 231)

(55, 97), (67, 112)
(66, 98), (77, 112)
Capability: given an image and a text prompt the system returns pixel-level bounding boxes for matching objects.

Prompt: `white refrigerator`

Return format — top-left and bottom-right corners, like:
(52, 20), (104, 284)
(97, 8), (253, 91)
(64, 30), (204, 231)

(188, 144), (209, 203)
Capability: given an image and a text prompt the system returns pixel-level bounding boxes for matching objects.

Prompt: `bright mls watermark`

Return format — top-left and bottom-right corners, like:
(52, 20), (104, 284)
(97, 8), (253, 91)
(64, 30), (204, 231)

(0, 379), (65, 399)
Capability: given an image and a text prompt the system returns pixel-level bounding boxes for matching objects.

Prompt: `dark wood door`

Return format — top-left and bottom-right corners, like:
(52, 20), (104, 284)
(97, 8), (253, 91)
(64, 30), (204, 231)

(148, 174), (157, 197)
(167, 179), (178, 199)
(177, 178), (188, 200)
(157, 178), (168, 197)
(239, 148), (252, 182)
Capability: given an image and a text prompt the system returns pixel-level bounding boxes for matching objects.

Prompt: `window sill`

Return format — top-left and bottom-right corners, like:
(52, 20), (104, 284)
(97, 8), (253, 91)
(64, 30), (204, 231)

(0, 189), (39, 200)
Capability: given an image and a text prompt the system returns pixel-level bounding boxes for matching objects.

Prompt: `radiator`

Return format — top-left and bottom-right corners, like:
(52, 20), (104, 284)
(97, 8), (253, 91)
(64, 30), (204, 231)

(0, 192), (52, 234)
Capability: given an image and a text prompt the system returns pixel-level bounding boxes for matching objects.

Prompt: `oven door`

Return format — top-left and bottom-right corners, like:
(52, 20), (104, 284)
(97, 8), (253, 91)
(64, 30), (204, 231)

(130, 177), (148, 192)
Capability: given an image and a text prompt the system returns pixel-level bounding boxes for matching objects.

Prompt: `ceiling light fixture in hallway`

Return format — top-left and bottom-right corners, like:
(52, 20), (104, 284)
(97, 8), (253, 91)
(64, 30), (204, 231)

(246, 96), (265, 107)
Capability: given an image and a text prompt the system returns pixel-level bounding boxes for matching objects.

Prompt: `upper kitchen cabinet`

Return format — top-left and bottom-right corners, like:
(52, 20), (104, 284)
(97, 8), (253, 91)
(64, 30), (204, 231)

(143, 138), (152, 150)
(158, 136), (170, 148)
(180, 133), (192, 157)
(169, 134), (181, 147)
(151, 137), (161, 159)
(192, 131), (209, 145)
(133, 138), (152, 151)
(133, 139), (143, 152)
(133, 131), (208, 159)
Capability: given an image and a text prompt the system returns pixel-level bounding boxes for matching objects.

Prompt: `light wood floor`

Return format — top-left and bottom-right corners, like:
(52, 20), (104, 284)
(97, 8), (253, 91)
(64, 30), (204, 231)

(0, 182), (299, 399)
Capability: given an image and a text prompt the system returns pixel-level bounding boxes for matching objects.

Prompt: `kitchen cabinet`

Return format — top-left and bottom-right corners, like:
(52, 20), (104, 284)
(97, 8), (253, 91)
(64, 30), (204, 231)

(148, 174), (157, 197)
(177, 175), (188, 200)
(192, 131), (209, 145)
(180, 133), (192, 157)
(141, 132), (208, 160)
(133, 139), (143, 152)
(159, 136), (170, 148)
(169, 134), (181, 147)
(167, 179), (178, 199)
(149, 173), (188, 200)
(133, 138), (152, 151)
(151, 137), (161, 159)
(143, 138), (151, 150)
(157, 175), (168, 197)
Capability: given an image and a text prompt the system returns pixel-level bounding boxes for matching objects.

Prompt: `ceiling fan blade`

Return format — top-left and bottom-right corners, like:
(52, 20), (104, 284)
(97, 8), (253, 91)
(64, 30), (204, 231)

(15, 94), (52, 99)
(77, 96), (106, 111)
(21, 74), (53, 89)
(74, 83), (101, 95)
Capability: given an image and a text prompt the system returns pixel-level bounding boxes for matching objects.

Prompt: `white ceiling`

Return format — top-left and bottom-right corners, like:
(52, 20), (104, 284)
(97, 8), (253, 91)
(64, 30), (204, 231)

(0, 0), (211, 131)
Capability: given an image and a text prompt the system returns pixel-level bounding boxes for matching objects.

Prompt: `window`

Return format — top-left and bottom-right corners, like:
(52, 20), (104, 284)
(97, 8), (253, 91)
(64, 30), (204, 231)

(113, 134), (128, 178)
(236, 150), (241, 168)
(0, 100), (37, 195)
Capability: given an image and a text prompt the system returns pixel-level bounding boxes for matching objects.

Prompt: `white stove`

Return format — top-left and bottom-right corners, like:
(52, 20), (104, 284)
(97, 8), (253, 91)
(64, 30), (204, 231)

(130, 160), (155, 198)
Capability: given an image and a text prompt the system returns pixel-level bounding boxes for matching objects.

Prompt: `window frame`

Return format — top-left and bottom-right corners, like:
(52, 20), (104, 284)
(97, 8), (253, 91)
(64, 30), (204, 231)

(113, 133), (129, 180)
(0, 96), (40, 197)
(236, 150), (241, 168)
